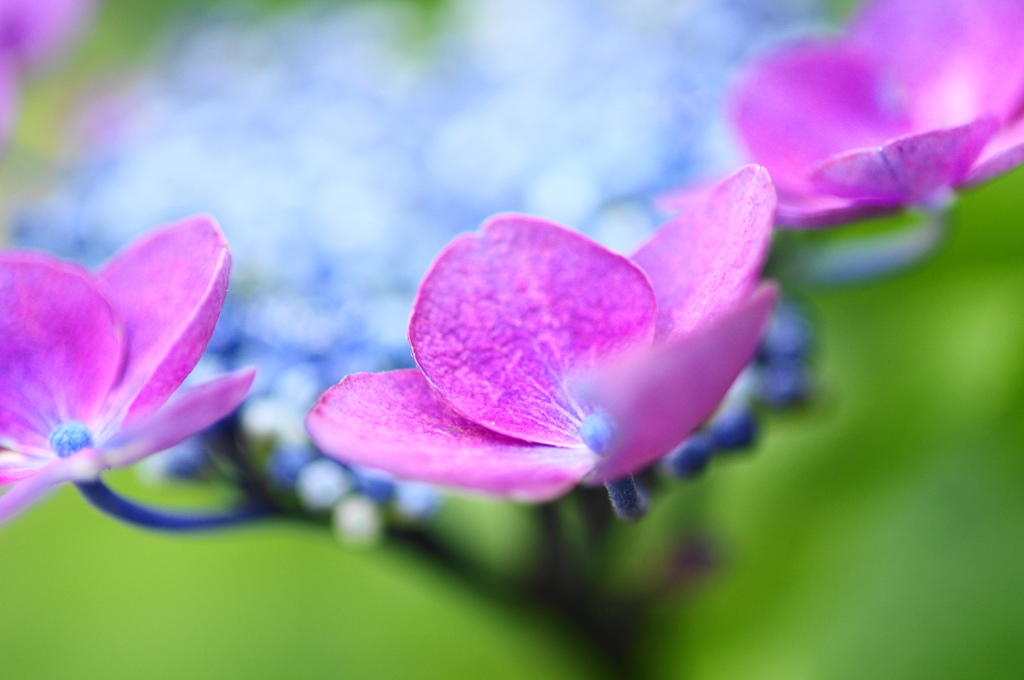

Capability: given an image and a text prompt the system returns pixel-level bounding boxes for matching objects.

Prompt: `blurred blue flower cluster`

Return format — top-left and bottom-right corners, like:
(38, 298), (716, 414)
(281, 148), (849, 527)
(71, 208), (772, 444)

(13, 0), (817, 523)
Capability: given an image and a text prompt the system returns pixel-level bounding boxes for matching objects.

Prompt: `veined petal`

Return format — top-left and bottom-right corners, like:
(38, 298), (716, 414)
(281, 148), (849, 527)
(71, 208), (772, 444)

(850, 0), (1024, 127)
(632, 165), (774, 339)
(576, 285), (777, 484)
(96, 215), (231, 429)
(0, 447), (102, 525)
(410, 214), (657, 447)
(963, 118), (1024, 186)
(0, 252), (124, 451)
(731, 40), (912, 193)
(307, 370), (596, 502)
(101, 368), (255, 468)
(809, 117), (997, 203)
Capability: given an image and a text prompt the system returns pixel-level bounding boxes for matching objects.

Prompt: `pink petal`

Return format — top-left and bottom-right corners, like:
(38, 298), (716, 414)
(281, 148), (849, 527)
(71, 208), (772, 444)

(576, 285), (777, 484)
(101, 368), (255, 468)
(0, 447), (102, 525)
(410, 214), (657, 447)
(850, 0), (1024, 127)
(0, 0), (95, 69)
(0, 251), (124, 451)
(632, 165), (775, 339)
(775, 192), (899, 229)
(306, 370), (596, 502)
(731, 40), (912, 194)
(0, 447), (47, 484)
(963, 118), (1024, 186)
(809, 117), (997, 203)
(96, 215), (231, 429)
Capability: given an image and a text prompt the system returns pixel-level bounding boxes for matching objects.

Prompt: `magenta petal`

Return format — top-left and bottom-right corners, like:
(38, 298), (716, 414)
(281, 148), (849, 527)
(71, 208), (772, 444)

(101, 368), (255, 468)
(410, 214), (657, 447)
(0, 448), (102, 525)
(775, 192), (899, 228)
(851, 0), (1024, 126)
(731, 40), (912, 193)
(632, 165), (774, 339)
(307, 370), (596, 502)
(577, 285), (777, 484)
(0, 252), (124, 451)
(97, 216), (231, 429)
(0, 448), (47, 484)
(809, 118), (998, 203)
(963, 119), (1024, 186)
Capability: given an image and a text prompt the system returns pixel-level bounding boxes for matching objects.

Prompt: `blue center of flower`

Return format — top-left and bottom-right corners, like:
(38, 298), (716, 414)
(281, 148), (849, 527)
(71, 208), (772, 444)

(580, 411), (617, 456)
(49, 421), (94, 458)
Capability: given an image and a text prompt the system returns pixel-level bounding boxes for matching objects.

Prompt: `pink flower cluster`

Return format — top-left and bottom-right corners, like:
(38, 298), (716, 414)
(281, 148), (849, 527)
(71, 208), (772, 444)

(666, 0), (1024, 227)
(307, 167), (776, 501)
(0, 217), (254, 522)
(4, 0), (1022, 521)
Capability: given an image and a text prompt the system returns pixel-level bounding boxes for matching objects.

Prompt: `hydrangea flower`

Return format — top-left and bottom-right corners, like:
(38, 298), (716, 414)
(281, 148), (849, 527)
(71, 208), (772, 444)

(689, 0), (1024, 227)
(307, 167), (777, 501)
(0, 216), (255, 522)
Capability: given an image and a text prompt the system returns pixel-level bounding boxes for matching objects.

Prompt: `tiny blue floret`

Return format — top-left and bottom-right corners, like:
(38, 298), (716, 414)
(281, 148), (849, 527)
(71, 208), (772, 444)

(708, 406), (759, 450)
(353, 467), (397, 504)
(663, 431), (715, 478)
(580, 411), (617, 456)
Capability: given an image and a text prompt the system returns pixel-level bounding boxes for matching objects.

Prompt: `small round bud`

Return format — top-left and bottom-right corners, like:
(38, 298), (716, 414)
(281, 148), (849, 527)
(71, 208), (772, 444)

(267, 444), (318, 489)
(352, 467), (396, 503)
(757, 361), (811, 408)
(296, 459), (353, 512)
(333, 496), (382, 546)
(662, 431), (714, 478)
(394, 482), (442, 522)
(708, 406), (759, 451)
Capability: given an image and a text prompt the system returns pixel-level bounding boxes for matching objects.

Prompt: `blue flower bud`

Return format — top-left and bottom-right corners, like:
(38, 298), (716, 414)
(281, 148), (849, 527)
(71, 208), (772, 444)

(267, 444), (319, 489)
(662, 431), (715, 478)
(758, 301), (811, 364)
(708, 406), (759, 450)
(394, 482), (442, 522)
(296, 459), (353, 512)
(757, 360), (811, 408)
(352, 467), (396, 504)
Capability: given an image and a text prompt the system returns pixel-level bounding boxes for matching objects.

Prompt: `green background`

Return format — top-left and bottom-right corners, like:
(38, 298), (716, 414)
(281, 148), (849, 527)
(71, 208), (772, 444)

(2, 1), (1023, 678)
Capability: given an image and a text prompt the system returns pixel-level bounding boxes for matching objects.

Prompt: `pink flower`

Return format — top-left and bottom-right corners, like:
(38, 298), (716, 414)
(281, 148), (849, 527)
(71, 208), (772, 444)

(306, 166), (777, 502)
(689, 0), (1024, 228)
(0, 216), (255, 522)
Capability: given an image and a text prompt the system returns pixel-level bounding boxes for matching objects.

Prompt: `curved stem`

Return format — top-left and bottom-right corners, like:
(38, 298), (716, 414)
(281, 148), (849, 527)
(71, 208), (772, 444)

(75, 479), (272, 531)
(785, 208), (950, 286)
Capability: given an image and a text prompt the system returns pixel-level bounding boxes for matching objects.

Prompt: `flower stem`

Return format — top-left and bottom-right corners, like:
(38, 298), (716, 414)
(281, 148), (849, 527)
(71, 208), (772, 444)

(75, 479), (272, 531)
